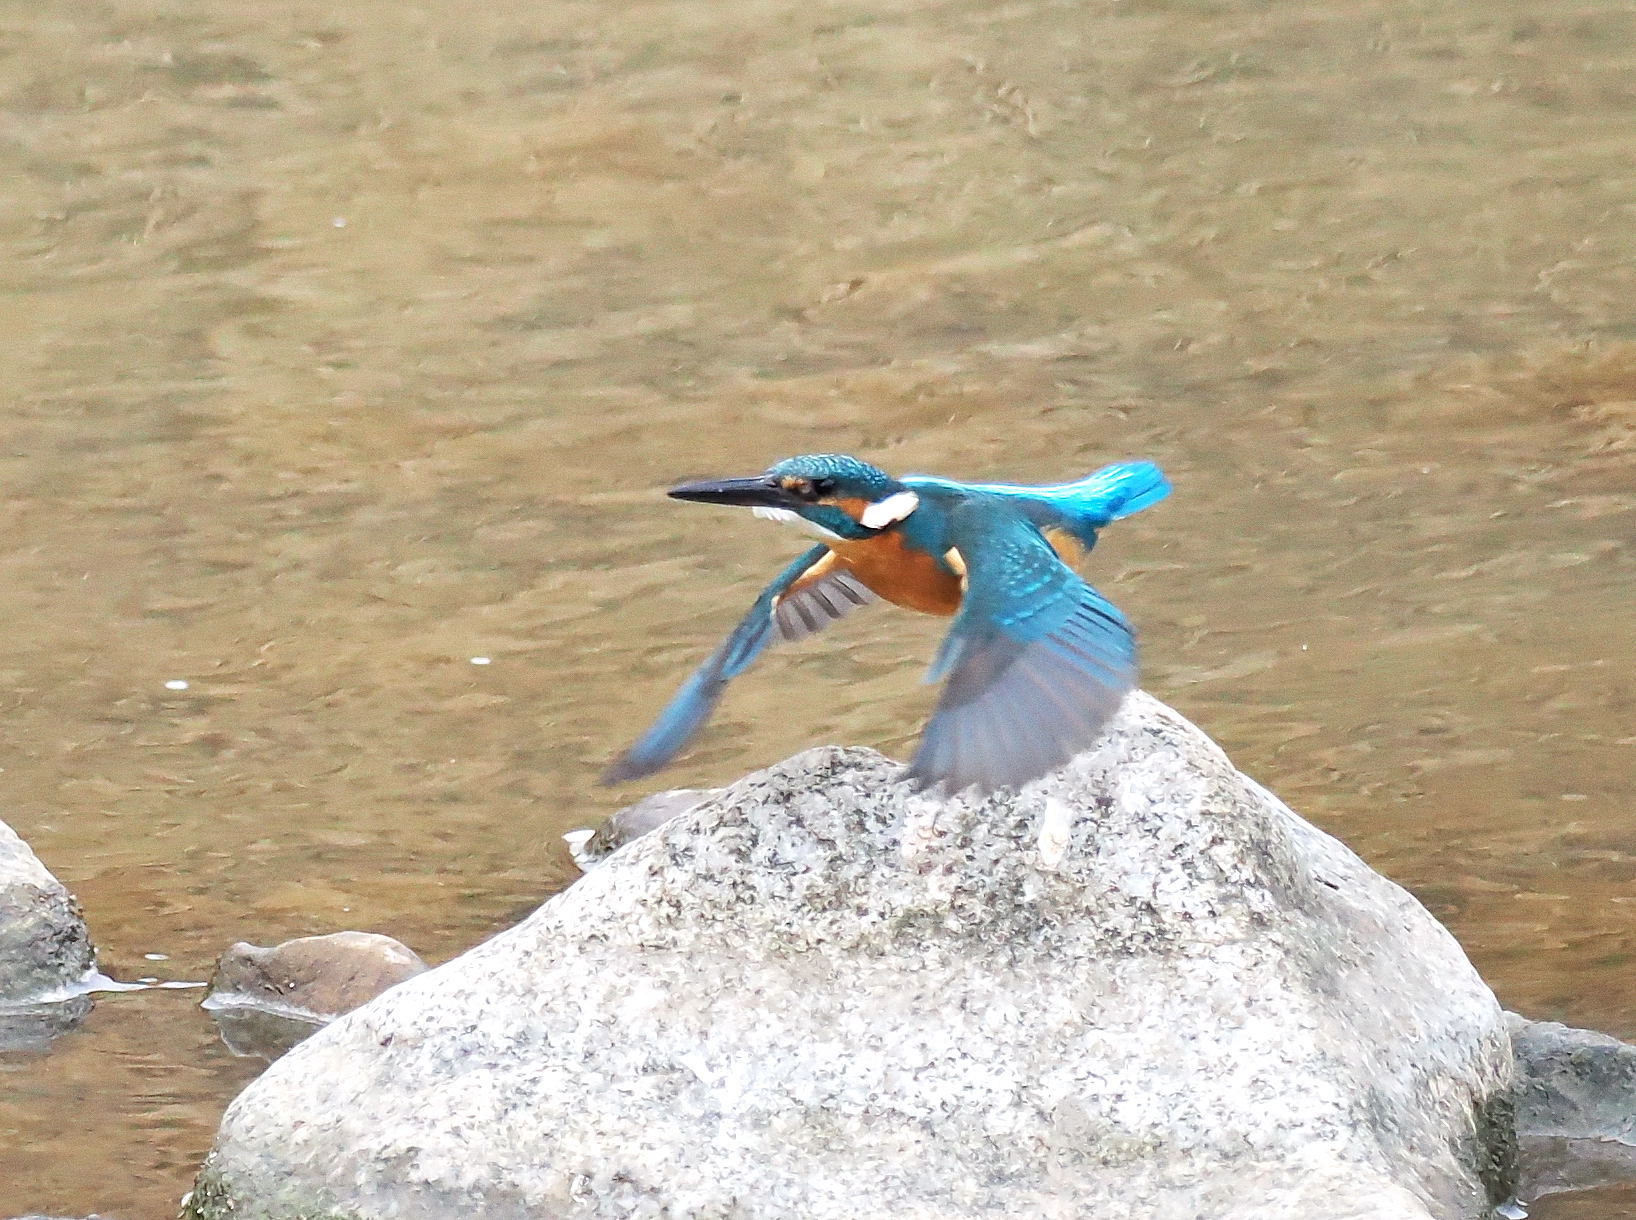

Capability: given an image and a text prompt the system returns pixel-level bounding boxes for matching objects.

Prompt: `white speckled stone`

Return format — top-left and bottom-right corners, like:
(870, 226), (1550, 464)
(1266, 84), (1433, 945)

(0, 819), (94, 1004)
(189, 694), (1515, 1220)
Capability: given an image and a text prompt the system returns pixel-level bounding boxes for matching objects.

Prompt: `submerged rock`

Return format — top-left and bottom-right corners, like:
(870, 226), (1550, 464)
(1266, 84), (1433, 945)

(0, 992), (94, 1054)
(207, 1004), (327, 1064)
(205, 931), (427, 1021)
(187, 694), (1515, 1220)
(563, 786), (721, 870)
(203, 932), (428, 1061)
(0, 819), (95, 1005)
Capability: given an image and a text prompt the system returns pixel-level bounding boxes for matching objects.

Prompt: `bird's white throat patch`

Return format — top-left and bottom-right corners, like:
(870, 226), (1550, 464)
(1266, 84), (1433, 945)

(752, 505), (843, 541)
(751, 489), (917, 540)
(860, 490), (919, 529)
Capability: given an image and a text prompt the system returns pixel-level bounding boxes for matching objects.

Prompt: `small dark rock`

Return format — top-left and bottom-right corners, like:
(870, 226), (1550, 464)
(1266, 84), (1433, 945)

(1510, 1013), (1636, 1201)
(564, 787), (721, 869)
(1510, 1013), (1636, 1142)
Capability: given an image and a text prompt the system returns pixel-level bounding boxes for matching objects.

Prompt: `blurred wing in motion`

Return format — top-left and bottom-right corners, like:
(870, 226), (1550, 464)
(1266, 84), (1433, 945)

(907, 504), (1136, 794)
(603, 546), (875, 784)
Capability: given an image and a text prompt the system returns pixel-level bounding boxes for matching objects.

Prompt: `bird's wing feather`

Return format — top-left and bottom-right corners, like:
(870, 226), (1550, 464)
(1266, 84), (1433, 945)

(773, 551), (879, 643)
(602, 545), (874, 784)
(908, 501), (1136, 794)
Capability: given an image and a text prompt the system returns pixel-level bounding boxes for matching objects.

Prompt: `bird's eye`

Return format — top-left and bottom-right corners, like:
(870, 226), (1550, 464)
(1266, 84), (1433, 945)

(784, 478), (821, 502)
(811, 477), (837, 497)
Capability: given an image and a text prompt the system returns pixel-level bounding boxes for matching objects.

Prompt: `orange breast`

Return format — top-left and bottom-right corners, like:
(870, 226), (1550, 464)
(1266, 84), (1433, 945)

(827, 532), (963, 616)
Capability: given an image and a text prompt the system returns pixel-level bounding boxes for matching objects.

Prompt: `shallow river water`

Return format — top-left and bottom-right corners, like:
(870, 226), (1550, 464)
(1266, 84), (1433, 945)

(1, 0), (1632, 1215)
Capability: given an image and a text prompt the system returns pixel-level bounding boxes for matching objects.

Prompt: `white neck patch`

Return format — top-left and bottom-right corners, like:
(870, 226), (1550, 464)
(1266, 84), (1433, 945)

(752, 505), (844, 541)
(859, 490), (919, 530)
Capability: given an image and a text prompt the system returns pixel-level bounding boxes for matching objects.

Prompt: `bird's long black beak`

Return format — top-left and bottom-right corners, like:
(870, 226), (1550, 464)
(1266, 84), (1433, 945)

(667, 475), (794, 508)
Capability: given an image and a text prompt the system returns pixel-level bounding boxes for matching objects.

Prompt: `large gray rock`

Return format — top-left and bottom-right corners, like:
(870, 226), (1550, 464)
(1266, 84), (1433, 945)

(187, 694), (1515, 1220)
(0, 818), (94, 1004)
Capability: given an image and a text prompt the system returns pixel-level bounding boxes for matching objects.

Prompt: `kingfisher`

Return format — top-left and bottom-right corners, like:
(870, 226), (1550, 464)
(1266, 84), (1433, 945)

(602, 454), (1169, 795)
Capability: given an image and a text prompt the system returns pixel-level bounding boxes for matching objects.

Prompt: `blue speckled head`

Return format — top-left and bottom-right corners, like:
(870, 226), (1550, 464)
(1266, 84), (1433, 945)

(668, 454), (915, 541)
(759, 455), (908, 540)
(765, 454), (901, 501)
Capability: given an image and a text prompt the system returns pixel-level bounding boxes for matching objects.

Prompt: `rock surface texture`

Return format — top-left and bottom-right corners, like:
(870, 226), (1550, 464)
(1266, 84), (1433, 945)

(1509, 1014), (1636, 1201)
(0, 819), (94, 1004)
(1510, 1015), (1636, 1145)
(188, 694), (1515, 1220)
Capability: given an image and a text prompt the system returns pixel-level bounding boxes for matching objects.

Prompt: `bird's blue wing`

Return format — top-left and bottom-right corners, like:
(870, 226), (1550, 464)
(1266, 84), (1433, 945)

(602, 546), (874, 784)
(907, 503), (1137, 794)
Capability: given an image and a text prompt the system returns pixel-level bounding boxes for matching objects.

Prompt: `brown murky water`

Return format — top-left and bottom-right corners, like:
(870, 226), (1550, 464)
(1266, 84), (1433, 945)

(0, 0), (1632, 1215)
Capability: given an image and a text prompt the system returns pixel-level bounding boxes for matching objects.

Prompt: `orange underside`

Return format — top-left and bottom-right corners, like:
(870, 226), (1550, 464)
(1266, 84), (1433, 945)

(827, 533), (965, 615)
(783, 526), (1086, 619)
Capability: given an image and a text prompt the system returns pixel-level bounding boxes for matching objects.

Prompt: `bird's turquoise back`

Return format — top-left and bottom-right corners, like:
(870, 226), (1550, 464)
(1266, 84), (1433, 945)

(905, 460), (1169, 550)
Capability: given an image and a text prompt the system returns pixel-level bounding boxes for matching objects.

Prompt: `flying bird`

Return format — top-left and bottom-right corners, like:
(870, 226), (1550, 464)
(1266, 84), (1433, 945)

(602, 454), (1169, 794)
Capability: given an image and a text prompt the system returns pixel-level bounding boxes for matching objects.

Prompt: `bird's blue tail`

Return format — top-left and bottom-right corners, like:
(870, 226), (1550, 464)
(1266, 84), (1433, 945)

(1062, 460), (1171, 523)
